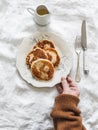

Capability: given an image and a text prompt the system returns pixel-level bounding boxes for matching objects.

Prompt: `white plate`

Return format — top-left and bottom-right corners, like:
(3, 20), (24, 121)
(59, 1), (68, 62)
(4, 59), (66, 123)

(16, 32), (73, 87)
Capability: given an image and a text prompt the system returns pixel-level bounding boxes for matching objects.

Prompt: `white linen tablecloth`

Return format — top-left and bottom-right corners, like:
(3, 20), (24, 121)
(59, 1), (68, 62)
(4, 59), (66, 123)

(0, 0), (98, 130)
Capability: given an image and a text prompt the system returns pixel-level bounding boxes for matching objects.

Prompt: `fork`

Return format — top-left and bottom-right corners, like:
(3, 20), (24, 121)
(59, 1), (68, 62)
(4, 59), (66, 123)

(75, 36), (81, 82)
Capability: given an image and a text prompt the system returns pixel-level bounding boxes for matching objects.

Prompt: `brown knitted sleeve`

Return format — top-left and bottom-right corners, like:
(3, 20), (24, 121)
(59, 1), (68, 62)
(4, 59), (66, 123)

(50, 94), (86, 130)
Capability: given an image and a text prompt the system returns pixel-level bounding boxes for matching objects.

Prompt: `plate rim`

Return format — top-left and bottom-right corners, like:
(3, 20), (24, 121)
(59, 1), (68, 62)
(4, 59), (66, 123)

(16, 31), (73, 88)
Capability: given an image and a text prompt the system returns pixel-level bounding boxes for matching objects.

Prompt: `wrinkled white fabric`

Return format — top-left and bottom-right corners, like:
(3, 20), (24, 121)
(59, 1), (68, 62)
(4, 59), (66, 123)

(0, 0), (98, 130)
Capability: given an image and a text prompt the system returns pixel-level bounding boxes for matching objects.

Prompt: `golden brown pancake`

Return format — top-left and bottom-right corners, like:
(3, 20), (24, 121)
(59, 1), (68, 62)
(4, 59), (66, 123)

(26, 48), (48, 68)
(33, 40), (55, 50)
(46, 48), (60, 67)
(31, 59), (54, 80)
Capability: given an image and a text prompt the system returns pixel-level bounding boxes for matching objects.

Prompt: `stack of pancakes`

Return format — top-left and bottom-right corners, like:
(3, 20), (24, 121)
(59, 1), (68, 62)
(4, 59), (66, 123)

(26, 40), (60, 81)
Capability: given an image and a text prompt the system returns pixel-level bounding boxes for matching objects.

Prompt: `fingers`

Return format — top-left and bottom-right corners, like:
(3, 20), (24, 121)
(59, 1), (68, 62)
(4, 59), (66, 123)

(67, 76), (77, 88)
(55, 83), (63, 94)
(61, 77), (69, 90)
(66, 76), (73, 82)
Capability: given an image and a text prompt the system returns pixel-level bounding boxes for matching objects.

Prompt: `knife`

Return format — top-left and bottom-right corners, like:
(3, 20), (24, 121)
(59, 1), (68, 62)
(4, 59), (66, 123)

(81, 20), (89, 74)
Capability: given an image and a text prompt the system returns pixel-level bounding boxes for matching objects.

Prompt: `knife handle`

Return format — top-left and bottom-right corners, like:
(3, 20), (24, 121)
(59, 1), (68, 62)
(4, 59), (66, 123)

(75, 54), (81, 82)
(83, 51), (89, 74)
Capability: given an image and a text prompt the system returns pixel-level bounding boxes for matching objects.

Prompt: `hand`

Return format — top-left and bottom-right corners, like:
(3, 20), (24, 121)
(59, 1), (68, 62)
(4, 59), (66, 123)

(55, 76), (80, 97)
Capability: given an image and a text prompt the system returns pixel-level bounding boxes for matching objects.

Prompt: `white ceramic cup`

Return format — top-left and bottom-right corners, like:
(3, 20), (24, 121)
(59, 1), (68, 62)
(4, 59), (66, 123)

(27, 5), (50, 26)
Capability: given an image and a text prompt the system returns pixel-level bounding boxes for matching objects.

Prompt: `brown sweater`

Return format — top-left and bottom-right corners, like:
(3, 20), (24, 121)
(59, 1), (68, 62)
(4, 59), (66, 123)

(50, 94), (86, 130)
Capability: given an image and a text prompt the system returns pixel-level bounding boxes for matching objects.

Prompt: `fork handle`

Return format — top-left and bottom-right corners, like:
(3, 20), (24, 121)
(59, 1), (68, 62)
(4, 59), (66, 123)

(75, 54), (81, 82)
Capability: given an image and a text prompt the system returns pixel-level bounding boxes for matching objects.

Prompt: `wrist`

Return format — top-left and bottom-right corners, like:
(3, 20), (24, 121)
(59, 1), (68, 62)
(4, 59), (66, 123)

(62, 92), (78, 97)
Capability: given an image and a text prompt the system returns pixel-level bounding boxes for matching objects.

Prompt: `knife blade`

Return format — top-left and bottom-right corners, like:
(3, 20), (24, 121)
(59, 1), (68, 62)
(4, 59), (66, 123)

(81, 20), (87, 50)
(81, 20), (89, 74)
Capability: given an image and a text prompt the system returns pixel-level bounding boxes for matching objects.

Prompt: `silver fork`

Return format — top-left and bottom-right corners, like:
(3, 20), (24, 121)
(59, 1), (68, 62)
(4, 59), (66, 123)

(75, 36), (81, 82)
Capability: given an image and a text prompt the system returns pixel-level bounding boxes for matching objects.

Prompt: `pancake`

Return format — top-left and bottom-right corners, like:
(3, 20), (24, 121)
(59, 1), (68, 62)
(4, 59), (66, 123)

(33, 40), (55, 50)
(46, 48), (60, 67)
(26, 48), (48, 68)
(31, 59), (54, 80)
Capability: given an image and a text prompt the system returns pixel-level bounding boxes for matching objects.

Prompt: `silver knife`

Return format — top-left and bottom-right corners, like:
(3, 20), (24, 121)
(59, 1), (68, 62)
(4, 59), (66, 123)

(81, 20), (89, 74)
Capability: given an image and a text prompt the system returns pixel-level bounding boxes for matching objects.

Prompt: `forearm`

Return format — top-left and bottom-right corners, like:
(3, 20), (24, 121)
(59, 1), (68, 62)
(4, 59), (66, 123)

(50, 94), (86, 130)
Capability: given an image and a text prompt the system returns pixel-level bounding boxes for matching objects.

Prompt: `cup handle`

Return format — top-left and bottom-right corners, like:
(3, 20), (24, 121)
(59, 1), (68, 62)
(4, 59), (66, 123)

(27, 8), (35, 15)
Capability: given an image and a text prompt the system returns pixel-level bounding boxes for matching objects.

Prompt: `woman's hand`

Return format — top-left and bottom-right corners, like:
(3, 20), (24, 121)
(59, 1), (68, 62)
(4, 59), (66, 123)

(55, 76), (80, 97)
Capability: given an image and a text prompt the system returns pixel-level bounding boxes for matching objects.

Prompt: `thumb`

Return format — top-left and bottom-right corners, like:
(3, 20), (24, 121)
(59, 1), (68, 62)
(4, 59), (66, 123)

(61, 77), (69, 91)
